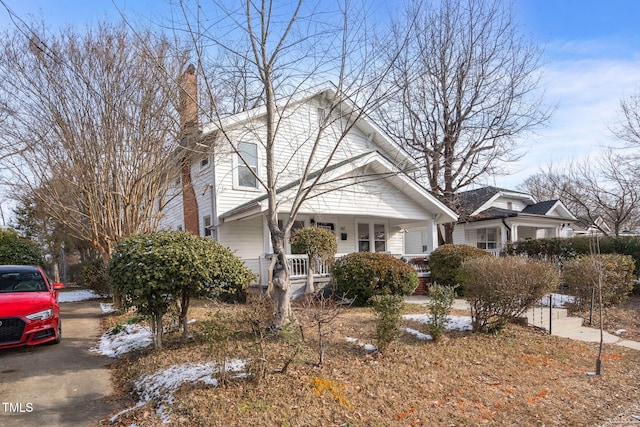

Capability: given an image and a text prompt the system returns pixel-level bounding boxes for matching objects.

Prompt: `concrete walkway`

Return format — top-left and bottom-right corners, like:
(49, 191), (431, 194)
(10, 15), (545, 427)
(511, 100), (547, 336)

(405, 296), (640, 351)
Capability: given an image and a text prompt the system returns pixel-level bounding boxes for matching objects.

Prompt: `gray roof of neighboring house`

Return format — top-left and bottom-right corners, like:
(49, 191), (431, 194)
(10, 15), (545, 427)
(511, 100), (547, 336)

(456, 187), (568, 223)
(522, 199), (559, 215)
(456, 186), (519, 219)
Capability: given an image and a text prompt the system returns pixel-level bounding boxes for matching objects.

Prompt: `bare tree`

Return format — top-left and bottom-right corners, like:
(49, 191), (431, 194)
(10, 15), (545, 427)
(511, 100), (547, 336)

(172, 0), (401, 328)
(519, 153), (640, 236)
(613, 90), (640, 151)
(0, 23), (189, 261)
(377, 0), (550, 243)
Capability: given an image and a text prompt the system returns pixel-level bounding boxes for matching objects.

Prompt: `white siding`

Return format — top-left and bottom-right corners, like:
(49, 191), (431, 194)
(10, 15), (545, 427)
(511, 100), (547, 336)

(158, 179), (184, 230)
(164, 92), (453, 263)
(212, 97), (395, 219)
(452, 225), (466, 245)
(290, 175), (430, 220)
(492, 197), (528, 212)
(404, 228), (423, 254)
(217, 217), (264, 259)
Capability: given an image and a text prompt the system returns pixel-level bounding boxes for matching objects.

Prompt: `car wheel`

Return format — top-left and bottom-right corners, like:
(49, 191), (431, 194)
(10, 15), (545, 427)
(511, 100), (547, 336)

(54, 320), (62, 344)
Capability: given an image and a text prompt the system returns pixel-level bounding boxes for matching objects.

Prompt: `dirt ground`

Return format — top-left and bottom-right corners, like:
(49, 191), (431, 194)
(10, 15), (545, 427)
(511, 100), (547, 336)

(99, 295), (640, 427)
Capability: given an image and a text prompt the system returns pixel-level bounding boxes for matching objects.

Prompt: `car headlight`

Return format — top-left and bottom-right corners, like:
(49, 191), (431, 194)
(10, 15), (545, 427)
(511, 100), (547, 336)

(26, 309), (53, 321)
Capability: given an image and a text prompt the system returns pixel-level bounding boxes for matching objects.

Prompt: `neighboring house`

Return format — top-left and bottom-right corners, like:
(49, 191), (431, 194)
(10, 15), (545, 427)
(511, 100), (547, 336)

(449, 186), (577, 254)
(572, 216), (612, 236)
(159, 75), (458, 291)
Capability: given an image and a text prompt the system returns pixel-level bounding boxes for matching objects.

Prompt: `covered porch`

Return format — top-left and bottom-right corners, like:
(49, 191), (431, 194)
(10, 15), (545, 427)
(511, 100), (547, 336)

(459, 215), (576, 255)
(244, 252), (431, 297)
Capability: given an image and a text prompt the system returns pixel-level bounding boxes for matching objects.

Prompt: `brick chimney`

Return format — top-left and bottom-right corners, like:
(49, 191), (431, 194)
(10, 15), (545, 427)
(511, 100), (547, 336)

(179, 63), (198, 127)
(179, 64), (200, 236)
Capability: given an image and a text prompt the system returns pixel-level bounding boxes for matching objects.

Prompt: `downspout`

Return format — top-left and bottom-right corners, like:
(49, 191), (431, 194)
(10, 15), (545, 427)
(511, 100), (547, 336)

(502, 218), (512, 243)
(209, 153), (218, 241)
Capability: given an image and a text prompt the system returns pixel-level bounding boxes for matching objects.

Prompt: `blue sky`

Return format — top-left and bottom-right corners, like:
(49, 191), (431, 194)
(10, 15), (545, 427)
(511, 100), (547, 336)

(1, 0), (640, 194)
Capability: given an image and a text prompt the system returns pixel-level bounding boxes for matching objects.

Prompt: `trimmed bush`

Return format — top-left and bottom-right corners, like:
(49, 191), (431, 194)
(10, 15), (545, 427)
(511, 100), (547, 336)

(80, 259), (110, 295)
(108, 231), (255, 350)
(331, 252), (418, 306)
(503, 238), (577, 262)
(0, 228), (45, 267)
(562, 254), (635, 309)
(506, 236), (640, 276)
(428, 244), (492, 295)
(426, 283), (457, 341)
(370, 294), (405, 354)
(457, 256), (559, 333)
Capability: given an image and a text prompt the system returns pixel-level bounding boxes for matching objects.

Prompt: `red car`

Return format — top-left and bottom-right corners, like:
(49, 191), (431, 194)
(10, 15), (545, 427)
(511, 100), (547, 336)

(0, 265), (65, 349)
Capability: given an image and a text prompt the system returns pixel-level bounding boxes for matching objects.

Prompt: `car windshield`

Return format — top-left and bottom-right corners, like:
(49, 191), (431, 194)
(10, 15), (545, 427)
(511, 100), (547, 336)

(0, 271), (48, 292)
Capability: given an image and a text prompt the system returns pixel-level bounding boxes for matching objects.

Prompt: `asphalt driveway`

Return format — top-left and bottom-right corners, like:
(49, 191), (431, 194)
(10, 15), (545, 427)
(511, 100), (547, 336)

(0, 301), (118, 427)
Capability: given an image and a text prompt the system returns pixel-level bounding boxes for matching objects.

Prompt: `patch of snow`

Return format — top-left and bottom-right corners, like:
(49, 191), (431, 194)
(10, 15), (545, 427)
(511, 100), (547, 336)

(345, 337), (378, 352)
(403, 327), (433, 341)
(131, 359), (246, 424)
(91, 324), (153, 358)
(540, 293), (575, 308)
(403, 314), (473, 331)
(58, 289), (109, 303)
(99, 303), (116, 314)
(615, 329), (627, 336)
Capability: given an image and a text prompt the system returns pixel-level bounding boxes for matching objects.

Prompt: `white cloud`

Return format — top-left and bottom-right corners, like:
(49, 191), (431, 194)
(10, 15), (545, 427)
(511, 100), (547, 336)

(496, 56), (640, 189)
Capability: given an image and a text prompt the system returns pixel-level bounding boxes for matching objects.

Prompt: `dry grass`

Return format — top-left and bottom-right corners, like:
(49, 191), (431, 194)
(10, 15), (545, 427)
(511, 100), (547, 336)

(100, 296), (640, 427)
(573, 295), (640, 342)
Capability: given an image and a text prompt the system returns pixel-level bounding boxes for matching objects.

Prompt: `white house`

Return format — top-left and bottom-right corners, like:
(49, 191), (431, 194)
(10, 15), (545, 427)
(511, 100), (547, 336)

(439, 186), (577, 255)
(159, 75), (457, 290)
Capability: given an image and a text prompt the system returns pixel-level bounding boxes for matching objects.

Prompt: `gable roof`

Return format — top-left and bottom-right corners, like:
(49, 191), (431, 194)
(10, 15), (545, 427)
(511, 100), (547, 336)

(456, 186), (535, 218)
(200, 82), (418, 171)
(457, 186), (576, 223)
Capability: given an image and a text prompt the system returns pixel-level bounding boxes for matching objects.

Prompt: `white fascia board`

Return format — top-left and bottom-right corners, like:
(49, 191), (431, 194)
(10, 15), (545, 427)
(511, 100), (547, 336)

(548, 200), (577, 220)
(471, 190), (537, 216)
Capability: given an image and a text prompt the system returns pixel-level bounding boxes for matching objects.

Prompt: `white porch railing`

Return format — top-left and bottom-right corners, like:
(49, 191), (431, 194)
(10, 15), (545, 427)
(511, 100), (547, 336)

(245, 253), (433, 288)
(287, 254), (333, 279)
(486, 248), (502, 256)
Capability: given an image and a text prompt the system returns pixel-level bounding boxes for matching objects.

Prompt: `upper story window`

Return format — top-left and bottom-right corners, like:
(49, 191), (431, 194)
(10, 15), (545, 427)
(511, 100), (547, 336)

(237, 142), (258, 189)
(200, 157), (210, 169)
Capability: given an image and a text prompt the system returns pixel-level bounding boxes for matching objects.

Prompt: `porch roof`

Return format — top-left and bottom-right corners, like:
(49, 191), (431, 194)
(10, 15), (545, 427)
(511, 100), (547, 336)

(219, 151), (458, 224)
(461, 207), (575, 226)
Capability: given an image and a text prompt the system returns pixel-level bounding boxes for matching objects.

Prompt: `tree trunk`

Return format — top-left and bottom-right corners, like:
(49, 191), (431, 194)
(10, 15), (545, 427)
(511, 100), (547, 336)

(268, 248), (294, 329)
(305, 258), (315, 294)
(443, 222), (455, 244)
(152, 310), (163, 351)
(179, 292), (190, 343)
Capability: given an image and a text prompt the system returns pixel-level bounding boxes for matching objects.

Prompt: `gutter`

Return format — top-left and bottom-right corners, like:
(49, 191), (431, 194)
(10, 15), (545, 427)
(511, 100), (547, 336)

(502, 218), (512, 242)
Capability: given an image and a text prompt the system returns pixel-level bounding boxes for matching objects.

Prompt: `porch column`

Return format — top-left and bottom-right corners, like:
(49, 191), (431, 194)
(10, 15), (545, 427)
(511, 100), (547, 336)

(500, 223), (509, 247)
(263, 215), (272, 254)
(512, 224), (519, 242)
(426, 220), (438, 253)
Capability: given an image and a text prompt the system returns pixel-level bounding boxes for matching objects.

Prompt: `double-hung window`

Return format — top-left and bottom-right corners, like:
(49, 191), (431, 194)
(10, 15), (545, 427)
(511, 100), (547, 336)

(357, 222), (386, 252)
(237, 142), (258, 189)
(476, 228), (497, 250)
